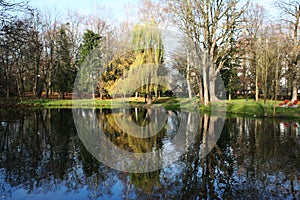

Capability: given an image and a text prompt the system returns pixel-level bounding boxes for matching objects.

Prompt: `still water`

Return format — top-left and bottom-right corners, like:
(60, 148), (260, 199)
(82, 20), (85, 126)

(0, 108), (299, 199)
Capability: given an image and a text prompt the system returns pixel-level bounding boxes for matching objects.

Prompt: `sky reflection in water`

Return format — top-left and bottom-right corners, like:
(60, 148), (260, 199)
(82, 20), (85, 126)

(0, 108), (299, 199)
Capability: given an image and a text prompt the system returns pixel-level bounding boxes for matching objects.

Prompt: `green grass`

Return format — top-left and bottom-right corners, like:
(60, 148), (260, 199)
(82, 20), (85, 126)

(19, 97), (200, 110)
(214, 99), (300, 119)
(3, 98), (300, 119)
(153, 97), (199, 111)
(20, 99), (125, 108)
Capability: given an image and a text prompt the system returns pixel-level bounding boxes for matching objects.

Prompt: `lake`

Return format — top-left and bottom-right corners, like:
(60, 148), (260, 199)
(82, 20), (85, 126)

(0, 108), (299, 199)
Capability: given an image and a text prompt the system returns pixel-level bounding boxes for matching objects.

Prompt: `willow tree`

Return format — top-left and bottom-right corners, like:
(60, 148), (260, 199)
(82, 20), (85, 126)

(167, 0), (248, 105)
(130, 21), (164, 104)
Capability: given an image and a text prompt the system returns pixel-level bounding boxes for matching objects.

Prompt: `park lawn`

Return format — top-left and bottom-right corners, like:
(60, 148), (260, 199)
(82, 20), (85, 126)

(19, 97), (199, 110)
(221, 99), (300, 118)
(20, 98), (130, 108)
(20, 97), (160, 108)
(4, 98), (300, 119)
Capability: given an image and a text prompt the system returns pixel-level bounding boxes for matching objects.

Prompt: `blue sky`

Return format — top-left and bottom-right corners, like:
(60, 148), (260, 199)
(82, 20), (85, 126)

(28, 0), (139, 21)
(28, 0), (136, 11)
(26, 0), (277, 21)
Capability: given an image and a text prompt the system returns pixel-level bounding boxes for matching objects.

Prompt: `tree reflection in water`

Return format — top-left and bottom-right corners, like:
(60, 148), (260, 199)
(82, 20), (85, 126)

(0, 108), (299, 199)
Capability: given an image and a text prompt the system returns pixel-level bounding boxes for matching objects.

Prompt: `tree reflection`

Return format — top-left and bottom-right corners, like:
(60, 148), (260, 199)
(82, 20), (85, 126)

(103, 108), (166, 153)
(129, 171), (161, 194)
(0, 109), (299, 199)
(176, 114), (233, 199)
(0, 109), (112, 198)
(219, 118), (300, 199)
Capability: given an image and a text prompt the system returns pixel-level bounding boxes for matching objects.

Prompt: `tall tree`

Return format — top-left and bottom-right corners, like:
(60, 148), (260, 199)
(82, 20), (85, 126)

(54, 26), (75, 99)
(0, 16), (42, 99)
(0, 0), (35, 98)
(39, 8), (62, 98)
(276, 0), (300, 101)
(167, 0), (248, 105)
(242, 3), (266, 101)
(77, 29), (102, 99)
(130, 21), (164, 104)
(78, 30), (101, 65)
(220, 41), (240, 100)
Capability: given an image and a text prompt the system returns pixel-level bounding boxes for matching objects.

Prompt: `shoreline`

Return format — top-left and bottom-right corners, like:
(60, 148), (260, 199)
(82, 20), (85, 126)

(1, 98), (300, 119)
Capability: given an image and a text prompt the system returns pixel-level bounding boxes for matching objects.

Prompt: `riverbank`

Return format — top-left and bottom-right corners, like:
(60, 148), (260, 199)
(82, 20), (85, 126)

(212, 99), (300, 119)
(13, 97), (199, 111)
(1, 98), (300, 119)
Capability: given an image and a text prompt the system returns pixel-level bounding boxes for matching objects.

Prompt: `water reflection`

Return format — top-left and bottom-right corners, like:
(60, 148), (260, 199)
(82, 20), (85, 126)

(73, 107), (201, 172)
(0, 109), (299, 199)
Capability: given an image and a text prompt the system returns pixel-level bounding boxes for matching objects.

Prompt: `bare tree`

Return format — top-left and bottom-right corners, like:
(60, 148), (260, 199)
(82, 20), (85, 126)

(0, 0), (33, 29)
(0, 0), (36, 98)
(241, 3), (266, 101)
(65, 10), (84, 69)
(137, 0), (168, 26)
(40, 8), (62, 97)
(82, 4), (109, 36)
(167, 0), (249, 105)
(275, 0), (300, 101)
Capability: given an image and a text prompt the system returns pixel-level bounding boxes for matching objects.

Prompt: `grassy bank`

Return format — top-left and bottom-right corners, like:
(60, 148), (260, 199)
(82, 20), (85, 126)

(2, 98), (300, 119)
(20, 99), (115, 108)
(17, 97), (198, 110)
(210, 99), (300, 119)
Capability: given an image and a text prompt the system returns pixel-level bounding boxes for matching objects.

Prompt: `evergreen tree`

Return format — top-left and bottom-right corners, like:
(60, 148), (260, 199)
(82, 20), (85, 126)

(77, 29), (102, 99)
(54, 27), (75, 99)
(220, 38), (240, 100)
(78, 30), (101, 66)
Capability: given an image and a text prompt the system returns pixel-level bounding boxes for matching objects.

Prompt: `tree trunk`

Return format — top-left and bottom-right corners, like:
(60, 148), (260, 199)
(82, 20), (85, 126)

(202, 50), (209, 106)
(255, 72), (259, 101)
(187, 51), (192, 99)
(147, 72), (152, 105)
(209, 69), (218, 102)
(228, 76), (232, 100)
(292, 70), (298, 101)
(46, 87), (49, 98)
(187, 72), (192, 99)
(154, 85), (158, 100)
(196, 74), (203, 103)
(292, 84), (298, 101)
(273, 43), (280, 116)
(92, 84), (95, 100)
(292, 6), (299, 101)
(147, 93), (152, 104)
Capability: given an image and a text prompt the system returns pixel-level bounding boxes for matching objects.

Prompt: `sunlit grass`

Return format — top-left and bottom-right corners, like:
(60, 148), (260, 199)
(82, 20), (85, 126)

(223, 99), (300, 118)
(9, 98), (300, 119)
(19, 97), (199, 110)
(21, 99), (113, 108)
